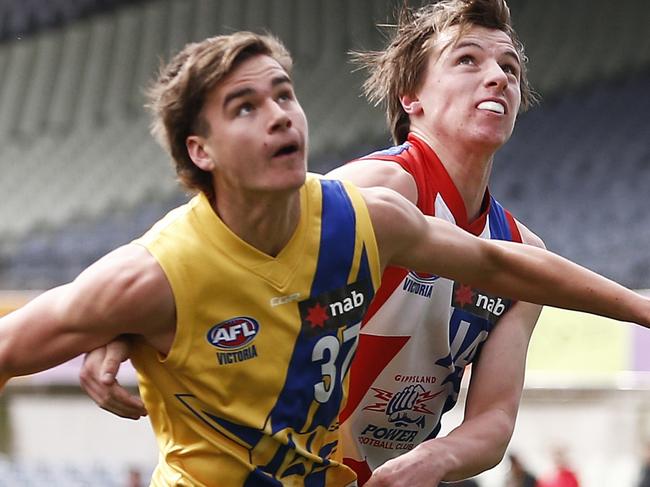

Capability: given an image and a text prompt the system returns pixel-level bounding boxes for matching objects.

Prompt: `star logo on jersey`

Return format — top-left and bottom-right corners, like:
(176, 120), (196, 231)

(298, 279), (373, 336)
(453, 284), (475, 307)
(306, 303), (329, 329)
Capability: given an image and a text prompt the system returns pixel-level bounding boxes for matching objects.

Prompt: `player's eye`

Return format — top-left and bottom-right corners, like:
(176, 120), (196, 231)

(236, 103), (254, 116)
(458, 55), (475, 65)
(277, 90), (294, 103)
(502, 63), (520, 78)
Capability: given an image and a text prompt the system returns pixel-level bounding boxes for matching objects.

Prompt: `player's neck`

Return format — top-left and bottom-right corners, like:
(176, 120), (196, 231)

(211, 188), (302, 257)
(413, 130), (494, 221)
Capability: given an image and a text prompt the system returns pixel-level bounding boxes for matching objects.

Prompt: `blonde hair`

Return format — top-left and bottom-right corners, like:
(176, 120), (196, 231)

(147, 32), (292, 200)
(354, 0), (538, 144)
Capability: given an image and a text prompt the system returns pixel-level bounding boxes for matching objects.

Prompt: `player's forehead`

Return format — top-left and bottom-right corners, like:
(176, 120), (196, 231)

(430, 24), (518, 62)
(212, 54), (291, 104)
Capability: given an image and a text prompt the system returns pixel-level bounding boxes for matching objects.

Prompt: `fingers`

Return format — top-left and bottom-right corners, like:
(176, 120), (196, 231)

(98, 380), (147, 420)
(81, 363), (147, 420)
(101, 339), (131, 385)
(80, 342), (147, 420)
(81, 347), (111, 388)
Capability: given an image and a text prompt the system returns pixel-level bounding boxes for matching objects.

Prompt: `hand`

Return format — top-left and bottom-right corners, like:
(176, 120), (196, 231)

(364, 445), (445, 487)
(79, 338), (147, 420)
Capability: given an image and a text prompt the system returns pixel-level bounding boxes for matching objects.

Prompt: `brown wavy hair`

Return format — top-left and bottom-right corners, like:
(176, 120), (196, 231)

(353, 0), (538, 144)
(147, 32), (292, 200)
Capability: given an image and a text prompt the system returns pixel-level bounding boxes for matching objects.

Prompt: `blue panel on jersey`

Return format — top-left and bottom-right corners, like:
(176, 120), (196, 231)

(267, 436), (301, 478)
(204, 411), (264, 447)
(310, 179), (356, 296)
(243, 469), (283, 487)
(427, 308), (491, 441)
(307, 180), (366, 431)
(305, 470), (327, 487)
(260, 179), (372, 479)
(364, 141), (411, 158)
(176, 394), (265, 448)
(488, 196), (513, 241)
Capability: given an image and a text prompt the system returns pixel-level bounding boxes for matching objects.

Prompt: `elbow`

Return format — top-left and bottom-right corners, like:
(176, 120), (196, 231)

(485, 445), (508, 471)
(0, 341), (15, 388)
(0, 329), (23, 384)
(487, 411), (517, 468)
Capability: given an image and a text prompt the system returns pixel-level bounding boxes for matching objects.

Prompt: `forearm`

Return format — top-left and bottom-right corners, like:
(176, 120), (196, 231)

(484, 242), (650, 326)
(428, 408), (514, 482)
(0, 286), (96, 380)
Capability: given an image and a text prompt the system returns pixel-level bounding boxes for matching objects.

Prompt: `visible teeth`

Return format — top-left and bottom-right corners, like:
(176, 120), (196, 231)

(477, 101), (505, 114)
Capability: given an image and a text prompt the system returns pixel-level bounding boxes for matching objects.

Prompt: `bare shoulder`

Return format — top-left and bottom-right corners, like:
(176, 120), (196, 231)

(358, 186), (425, 270)
(359, 185), (417, 224)
(514, 219), (546, 249)
(69, 244), (175, 336)
(327, 159), (418, 203)
(75, 244), (166, 297)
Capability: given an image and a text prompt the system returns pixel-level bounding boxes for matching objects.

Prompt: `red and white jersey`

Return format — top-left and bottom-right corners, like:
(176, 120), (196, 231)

(340, 133), (522, 485)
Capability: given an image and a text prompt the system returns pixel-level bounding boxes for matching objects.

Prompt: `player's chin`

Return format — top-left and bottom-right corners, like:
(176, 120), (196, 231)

(263, 166), (306, 192)
(470, 129), (512, 151)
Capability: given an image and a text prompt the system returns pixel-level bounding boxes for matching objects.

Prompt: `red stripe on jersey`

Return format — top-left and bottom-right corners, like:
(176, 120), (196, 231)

(340, 333), (409, 423)
(361, 266), (408, 324)
(505, 211), (522, 243)
(343, 458), (372, 486)
(359, 133), (492, 235)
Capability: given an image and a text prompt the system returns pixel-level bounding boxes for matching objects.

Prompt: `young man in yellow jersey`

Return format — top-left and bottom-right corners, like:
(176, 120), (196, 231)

(2, 32), (650, 486)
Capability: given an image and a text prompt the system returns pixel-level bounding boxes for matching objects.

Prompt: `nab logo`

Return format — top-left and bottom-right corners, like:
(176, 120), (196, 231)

(299, 280), (373, 335)
(476, 294), (506, 316)
(206, 317), (260, 350)
(452, 283), (510, 324)
(330, 290), (365, 317)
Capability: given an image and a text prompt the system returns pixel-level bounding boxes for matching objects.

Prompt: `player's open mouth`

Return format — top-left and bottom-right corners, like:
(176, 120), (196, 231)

(273, 144), (300, 157)
(477, 100), (506, 114)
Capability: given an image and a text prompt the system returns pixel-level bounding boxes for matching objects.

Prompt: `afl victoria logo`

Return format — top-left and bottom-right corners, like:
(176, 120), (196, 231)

(207, 317), (260, 350)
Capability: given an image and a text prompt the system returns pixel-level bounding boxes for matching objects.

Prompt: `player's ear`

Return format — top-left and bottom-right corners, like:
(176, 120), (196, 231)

(400, 94), (422, 115)
(187, 135), (215, 171)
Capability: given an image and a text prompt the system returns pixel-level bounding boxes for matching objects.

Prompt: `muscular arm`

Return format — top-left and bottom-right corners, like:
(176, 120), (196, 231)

(364, 192), (650, 486)
(412, 224), (544, 482)
(0, 244), (175, 390)
(363, 186), (650, 326)
(368, 300), (541, 487)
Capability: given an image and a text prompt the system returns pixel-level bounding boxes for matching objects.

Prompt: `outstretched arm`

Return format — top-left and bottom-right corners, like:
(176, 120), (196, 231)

(431, 224), (545, 480)
(363, 186), (650, 327)
(0, 244), (175, 390)
(367, 225), (544, 487)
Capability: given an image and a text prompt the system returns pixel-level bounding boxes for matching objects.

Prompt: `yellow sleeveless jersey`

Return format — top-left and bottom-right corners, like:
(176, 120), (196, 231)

(130, 176), (381, 487)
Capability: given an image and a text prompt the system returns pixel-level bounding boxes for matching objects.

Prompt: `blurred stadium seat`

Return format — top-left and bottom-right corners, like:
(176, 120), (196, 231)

(0, 0), (648, 291)
(0, 454), (150, 487)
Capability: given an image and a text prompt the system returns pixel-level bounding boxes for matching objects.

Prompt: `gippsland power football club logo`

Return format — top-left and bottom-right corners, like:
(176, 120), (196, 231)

(206, 317), (260, 365)
(357, 384), (443, 451)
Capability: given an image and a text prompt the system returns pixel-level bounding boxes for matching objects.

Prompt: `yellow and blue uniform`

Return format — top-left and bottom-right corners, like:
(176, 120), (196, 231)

(130, 175), (381, 486)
